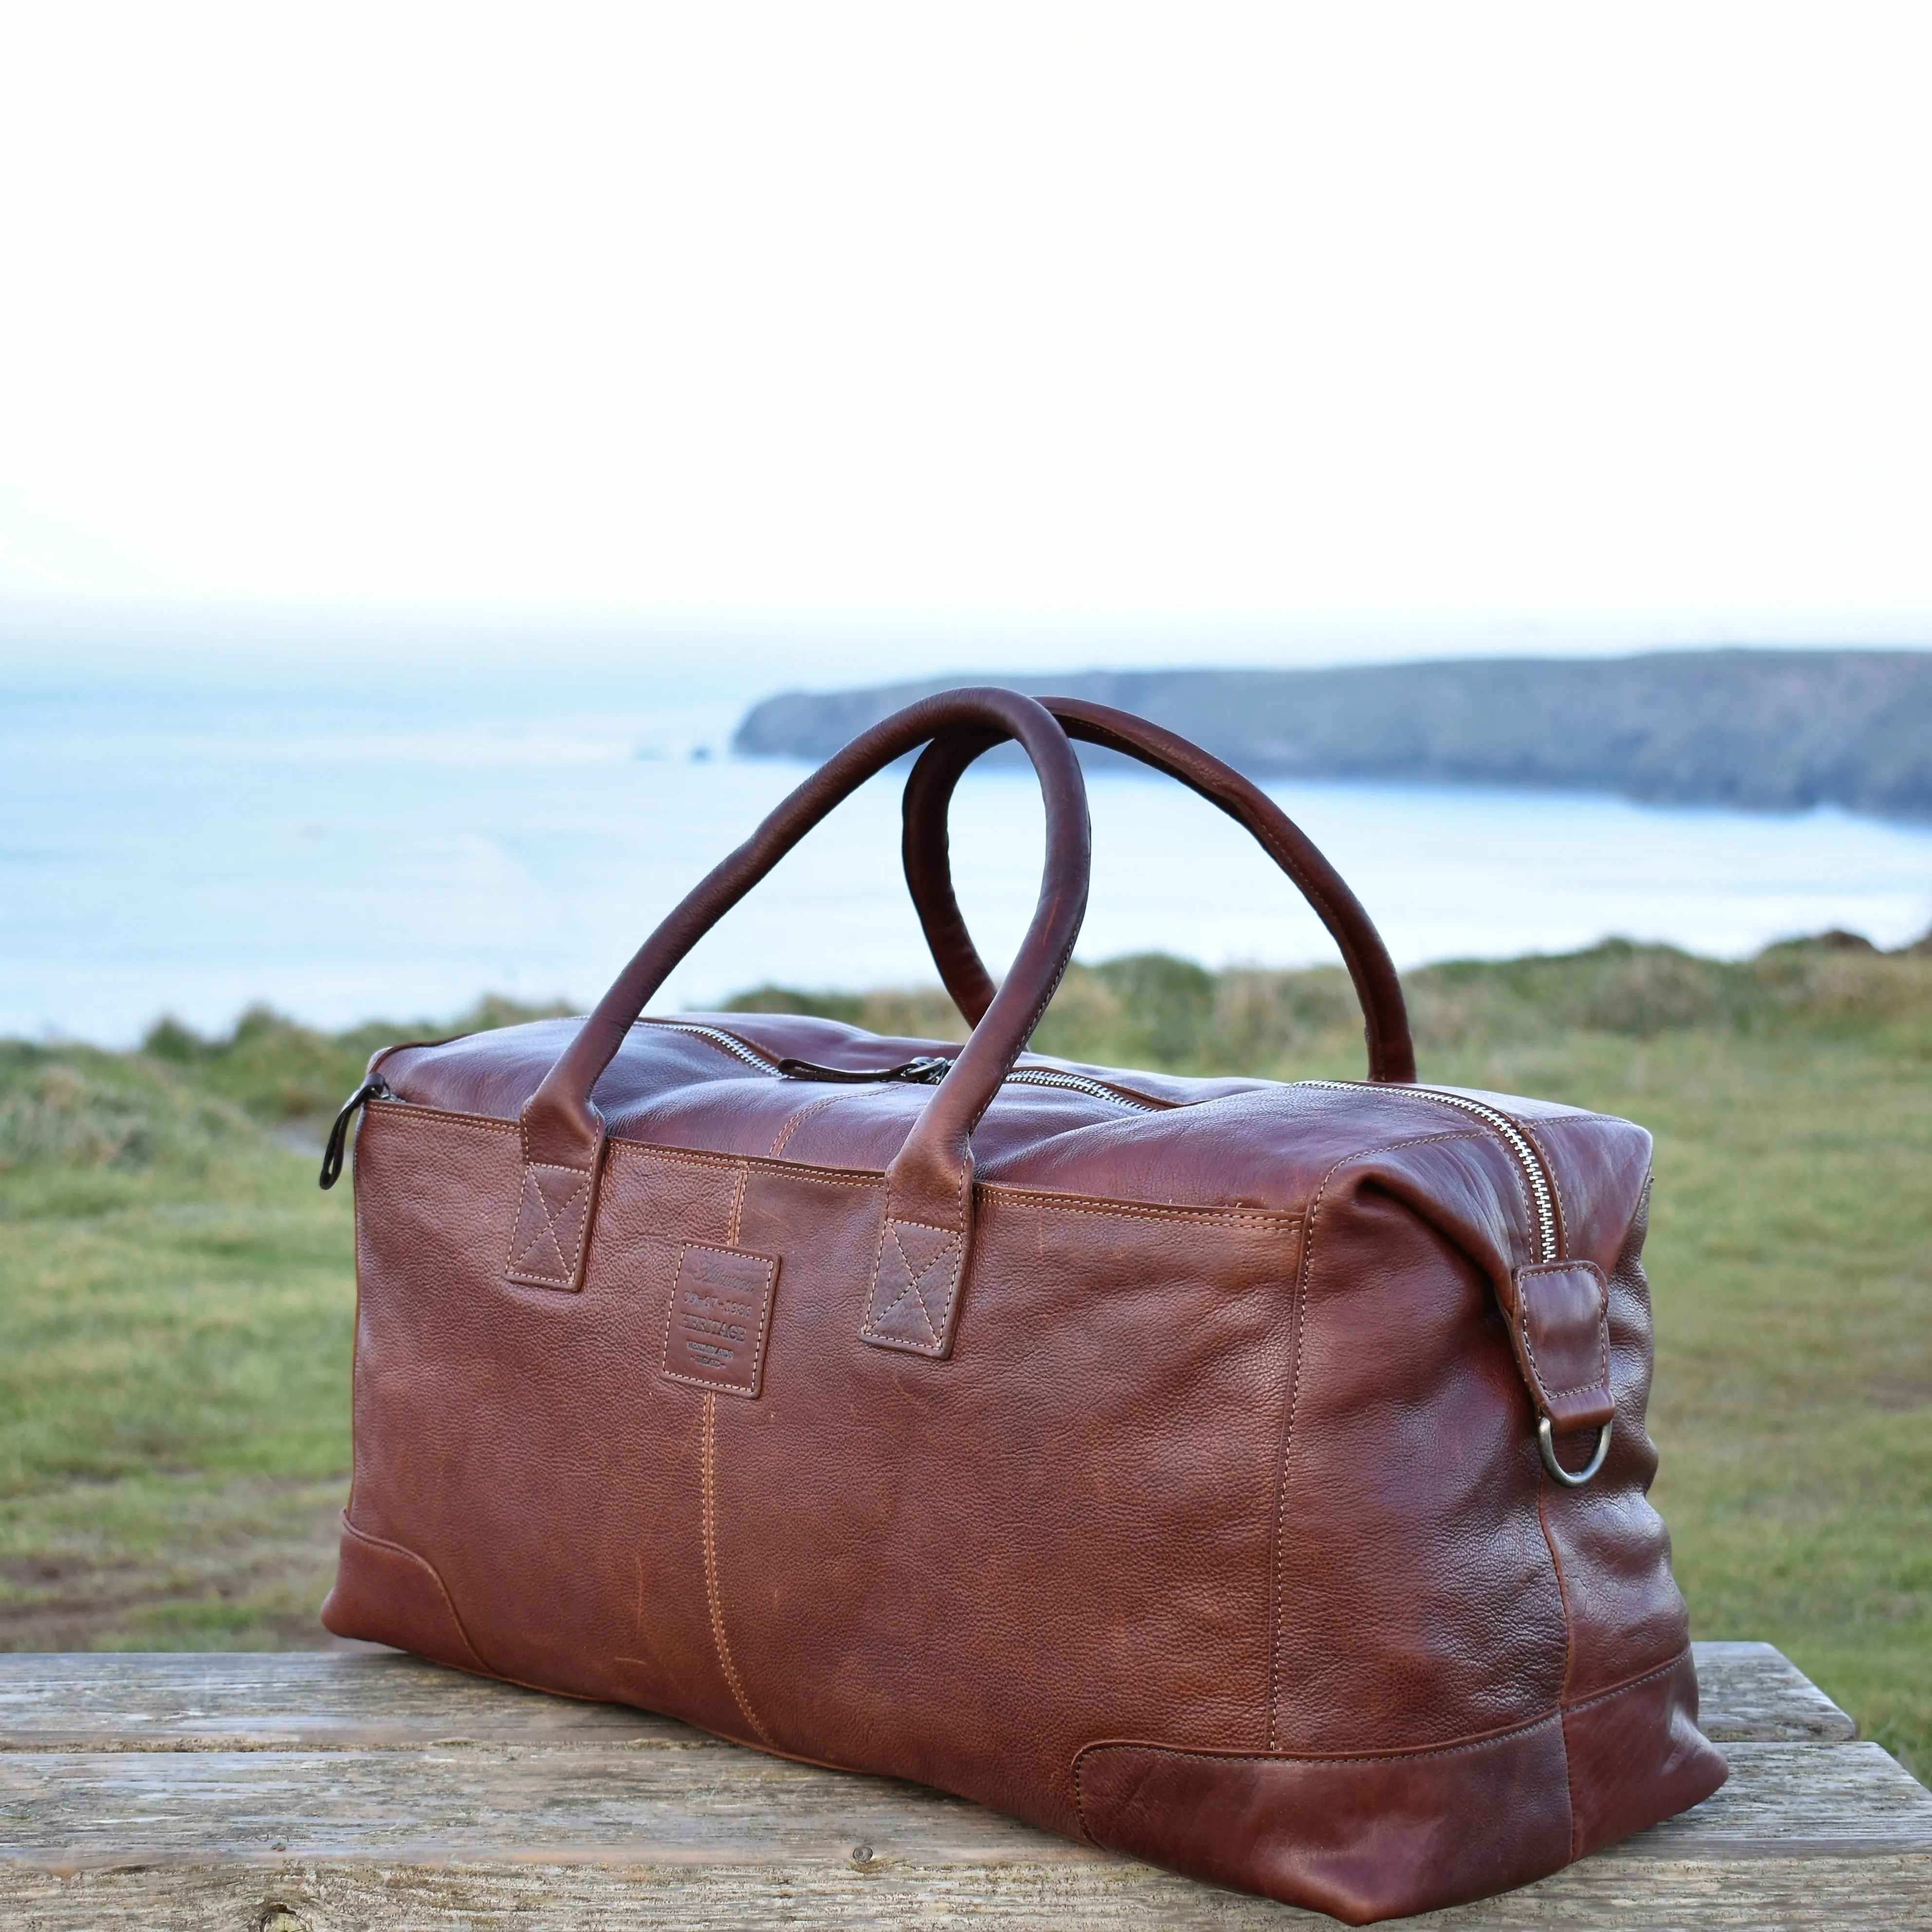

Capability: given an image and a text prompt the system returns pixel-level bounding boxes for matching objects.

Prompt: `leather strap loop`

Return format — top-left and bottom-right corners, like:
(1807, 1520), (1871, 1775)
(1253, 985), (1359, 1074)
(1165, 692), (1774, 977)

(519, 688), (1090, 1316)
(901, 697), (1416, 1083)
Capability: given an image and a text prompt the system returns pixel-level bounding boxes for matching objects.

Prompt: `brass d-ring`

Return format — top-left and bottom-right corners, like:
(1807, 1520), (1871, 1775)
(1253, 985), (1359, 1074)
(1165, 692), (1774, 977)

(1538, 1416), (1612, 1487)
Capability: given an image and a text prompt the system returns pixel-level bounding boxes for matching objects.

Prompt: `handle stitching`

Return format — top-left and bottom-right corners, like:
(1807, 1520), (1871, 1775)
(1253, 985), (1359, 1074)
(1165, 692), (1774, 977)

(862, 1218), (964, 1355)
(504, 1161), (594, 1286)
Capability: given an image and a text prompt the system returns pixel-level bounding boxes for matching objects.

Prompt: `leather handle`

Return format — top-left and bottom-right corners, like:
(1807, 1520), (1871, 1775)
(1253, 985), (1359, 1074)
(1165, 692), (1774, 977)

(518, 688), (1090, 1338)
(901, 697), (1415, 1084)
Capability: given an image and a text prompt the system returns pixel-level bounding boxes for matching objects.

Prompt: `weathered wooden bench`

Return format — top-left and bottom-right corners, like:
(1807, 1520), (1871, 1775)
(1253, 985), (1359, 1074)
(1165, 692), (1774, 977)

(2, 1642), (1927, 1928)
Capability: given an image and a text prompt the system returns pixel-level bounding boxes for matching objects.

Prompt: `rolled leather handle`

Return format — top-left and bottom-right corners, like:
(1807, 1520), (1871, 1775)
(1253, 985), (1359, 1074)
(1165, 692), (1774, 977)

(901, 697), (1416, 1084)
(518, 688), (1090, 1338)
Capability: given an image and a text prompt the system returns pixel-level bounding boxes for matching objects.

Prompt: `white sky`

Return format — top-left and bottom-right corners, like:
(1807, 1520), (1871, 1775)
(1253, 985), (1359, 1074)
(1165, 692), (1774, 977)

(2, 3), (1930, 643)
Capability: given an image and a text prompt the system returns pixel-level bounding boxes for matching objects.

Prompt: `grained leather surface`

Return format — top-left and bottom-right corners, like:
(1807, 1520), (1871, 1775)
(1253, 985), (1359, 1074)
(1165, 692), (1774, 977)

(324, 690), (1726, 1923)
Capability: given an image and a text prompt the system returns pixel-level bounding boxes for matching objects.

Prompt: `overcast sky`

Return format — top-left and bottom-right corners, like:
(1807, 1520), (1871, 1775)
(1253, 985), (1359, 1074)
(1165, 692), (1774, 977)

(2, 3), (1929, 650)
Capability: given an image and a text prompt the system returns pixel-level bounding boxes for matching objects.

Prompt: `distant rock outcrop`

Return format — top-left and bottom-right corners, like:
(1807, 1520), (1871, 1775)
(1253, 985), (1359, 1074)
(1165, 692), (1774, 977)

(731, 650), (1932, 818)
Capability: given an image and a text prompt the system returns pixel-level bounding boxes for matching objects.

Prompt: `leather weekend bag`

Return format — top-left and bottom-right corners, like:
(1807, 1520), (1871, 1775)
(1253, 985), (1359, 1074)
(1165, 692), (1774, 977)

(318, 687), (1726, 1923)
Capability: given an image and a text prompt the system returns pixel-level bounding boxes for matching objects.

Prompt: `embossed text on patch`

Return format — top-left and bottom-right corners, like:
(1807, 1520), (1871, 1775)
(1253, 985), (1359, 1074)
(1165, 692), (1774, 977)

(662, 1244), (779, 1398)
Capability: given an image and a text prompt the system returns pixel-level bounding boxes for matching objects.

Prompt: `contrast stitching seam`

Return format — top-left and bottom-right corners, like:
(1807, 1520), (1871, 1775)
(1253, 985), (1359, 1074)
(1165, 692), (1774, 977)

(769, 1095), (844, 1157)
(504, 1161), (592, 1284)
(862, 1204), (896, 1339)
(663, 1367), (762, 1396)
(610, 1136), (1309, 1221)
(1260, 1216), (1304, 1757)
(863, 1218), (962, 1354)
(371, 1105), (517, 1137)
(1082, 1706), (1565, 1771)
(1517, 1317), (1611, 1402)
(1269, 1129), (1488, 1750)
(701, 1392), (772, 1746)
(512, 1163), (589, 1279)
(1538, 1478), (1582, 1858)
(983, 1192), (1299, 1228)
(1560, 1648), (1693, 1718)
(1074, 1709), (1573, 1840)
(871, 1227), (940, 1339)
(870, 1224), (959, 1343)
(609, 1141), (881, 1187)
(727, 1163), (748, 1246)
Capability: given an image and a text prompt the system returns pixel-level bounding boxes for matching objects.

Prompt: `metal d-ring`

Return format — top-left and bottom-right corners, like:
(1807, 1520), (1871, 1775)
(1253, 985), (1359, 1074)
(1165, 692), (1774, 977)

(1538, 1416), (1613, 1487)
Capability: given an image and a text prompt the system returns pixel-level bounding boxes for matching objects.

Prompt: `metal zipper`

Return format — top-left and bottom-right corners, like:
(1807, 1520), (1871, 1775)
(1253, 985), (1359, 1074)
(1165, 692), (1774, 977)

(643, 1019), (786, 1073)
(1300, 1081), (1559, 1263)
(642, 1019), (1163, 1111)
(1003, 1067), (1164, 1112)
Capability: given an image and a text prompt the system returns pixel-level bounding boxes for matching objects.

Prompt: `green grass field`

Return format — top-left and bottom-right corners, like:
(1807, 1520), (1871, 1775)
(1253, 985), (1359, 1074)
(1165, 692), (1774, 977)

(2, 943), (1927, 1777)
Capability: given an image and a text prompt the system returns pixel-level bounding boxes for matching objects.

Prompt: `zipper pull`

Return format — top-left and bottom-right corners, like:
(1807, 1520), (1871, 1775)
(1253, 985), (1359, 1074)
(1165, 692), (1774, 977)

(774, 1055), (953, 1086)
(319, 1078), (391, 1190)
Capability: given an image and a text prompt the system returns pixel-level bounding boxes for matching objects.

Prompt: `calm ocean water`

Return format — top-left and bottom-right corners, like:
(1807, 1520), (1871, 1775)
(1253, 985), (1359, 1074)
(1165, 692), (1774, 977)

(6, 652), (1930, 1045)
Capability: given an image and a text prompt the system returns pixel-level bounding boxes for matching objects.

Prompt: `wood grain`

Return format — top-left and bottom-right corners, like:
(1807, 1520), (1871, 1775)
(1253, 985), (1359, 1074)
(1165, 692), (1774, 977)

(1, 1644), (1924, 1929)
(1690, 1641), (1860, 1743)
(0, 1648), (682, 1751)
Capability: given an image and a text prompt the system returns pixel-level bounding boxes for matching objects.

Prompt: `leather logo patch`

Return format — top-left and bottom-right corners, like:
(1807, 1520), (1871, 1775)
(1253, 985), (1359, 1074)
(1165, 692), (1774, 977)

(662, 1244), (778, 1398)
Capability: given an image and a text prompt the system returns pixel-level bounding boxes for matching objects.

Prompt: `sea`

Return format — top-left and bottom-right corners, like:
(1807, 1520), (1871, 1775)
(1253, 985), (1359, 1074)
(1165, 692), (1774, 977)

(5, 632), (1930, 1046)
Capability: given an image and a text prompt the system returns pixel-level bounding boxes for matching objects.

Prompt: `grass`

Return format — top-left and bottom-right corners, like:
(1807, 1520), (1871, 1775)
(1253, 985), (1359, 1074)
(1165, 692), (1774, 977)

(0, 1001), (562, 1651)
(2, 944), (1928, 1779)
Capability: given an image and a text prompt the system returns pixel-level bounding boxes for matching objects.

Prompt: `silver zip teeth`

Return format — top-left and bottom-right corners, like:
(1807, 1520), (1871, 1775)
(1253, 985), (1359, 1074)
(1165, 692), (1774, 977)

(645, 1020), (783, 1072)
(1004, 1068), (1161, 1112)
(1300, 1081), (1558, 1263)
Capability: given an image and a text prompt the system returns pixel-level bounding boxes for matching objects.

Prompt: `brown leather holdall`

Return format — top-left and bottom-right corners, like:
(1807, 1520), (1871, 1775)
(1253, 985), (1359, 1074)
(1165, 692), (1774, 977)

(319, 687), (1726, 1923)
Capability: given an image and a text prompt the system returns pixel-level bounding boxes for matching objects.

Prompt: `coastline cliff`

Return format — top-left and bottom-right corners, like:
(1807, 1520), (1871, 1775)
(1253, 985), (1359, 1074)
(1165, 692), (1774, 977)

(732, 649), (1932, 818)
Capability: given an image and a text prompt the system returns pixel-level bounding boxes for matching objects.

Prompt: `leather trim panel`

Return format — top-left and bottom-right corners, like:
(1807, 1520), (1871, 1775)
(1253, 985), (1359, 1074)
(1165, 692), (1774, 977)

(1564, 1648), (1727, 1858)
(1075, 1715), (1574, 1926)
(1073, 1652), (1726, 1925)
(319, 1515), (493, 1676)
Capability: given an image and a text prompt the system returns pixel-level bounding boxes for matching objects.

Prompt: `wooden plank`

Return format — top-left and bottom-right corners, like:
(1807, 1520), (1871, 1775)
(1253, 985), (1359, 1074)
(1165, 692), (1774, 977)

(5, 1858), (1931, 1932)
(0, 1743), (1085, 1868)
(6, 1803), (1931, 1931)
(1690, 1641), (1858, 1743)
(3, 1738), (1929, 1869)
(0, 1641), (1854, 1751)
(0, 1647), (1925, 1928)
(0, 1650), (679, 1751)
